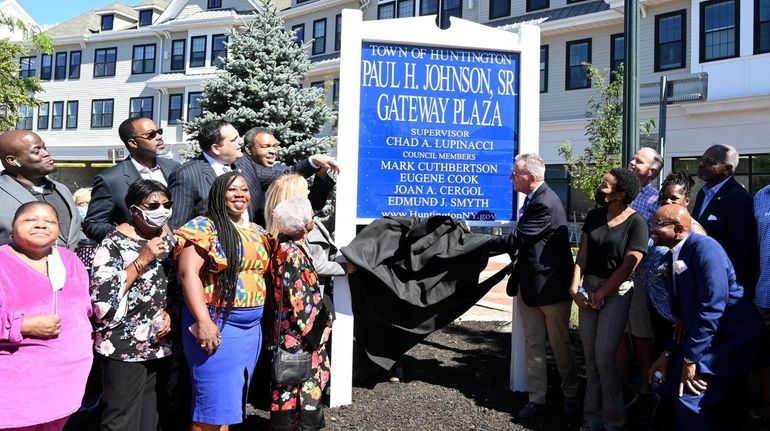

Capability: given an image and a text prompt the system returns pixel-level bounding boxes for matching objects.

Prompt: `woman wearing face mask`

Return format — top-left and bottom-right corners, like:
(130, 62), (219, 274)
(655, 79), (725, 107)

(569, 168), (648, 431)
(90, 179), (177, 431)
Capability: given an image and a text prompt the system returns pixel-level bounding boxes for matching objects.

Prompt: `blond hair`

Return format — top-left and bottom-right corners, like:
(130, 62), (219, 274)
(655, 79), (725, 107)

(264, 174), (309, 236)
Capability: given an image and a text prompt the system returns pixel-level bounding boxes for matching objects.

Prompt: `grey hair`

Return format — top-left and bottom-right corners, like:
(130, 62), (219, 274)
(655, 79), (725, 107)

(708, 144), (739, 170)
(272, 198), (313, 237)
(640, 147), (664, 177)
(515, 153), (545, 181)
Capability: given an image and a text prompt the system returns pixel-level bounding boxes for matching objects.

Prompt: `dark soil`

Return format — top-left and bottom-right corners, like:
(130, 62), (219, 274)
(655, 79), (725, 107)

(66, 320), (768, 431)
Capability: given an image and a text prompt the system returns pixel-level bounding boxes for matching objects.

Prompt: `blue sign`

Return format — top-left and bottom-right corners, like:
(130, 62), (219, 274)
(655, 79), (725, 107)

(357, 42), (520, 221)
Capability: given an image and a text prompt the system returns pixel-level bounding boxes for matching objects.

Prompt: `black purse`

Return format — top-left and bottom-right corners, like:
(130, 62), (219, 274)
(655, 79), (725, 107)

(270, 244), (312, 385)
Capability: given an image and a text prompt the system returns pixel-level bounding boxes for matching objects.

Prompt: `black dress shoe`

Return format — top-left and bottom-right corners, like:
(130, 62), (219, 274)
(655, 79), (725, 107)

(517, 402), (546, 420)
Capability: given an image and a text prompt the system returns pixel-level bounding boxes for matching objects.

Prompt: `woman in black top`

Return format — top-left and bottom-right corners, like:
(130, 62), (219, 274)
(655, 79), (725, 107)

(569, 168), (648, 431)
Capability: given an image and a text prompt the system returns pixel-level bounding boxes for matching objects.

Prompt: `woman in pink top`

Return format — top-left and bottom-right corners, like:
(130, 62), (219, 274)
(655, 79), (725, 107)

(0, 202), (93, 431)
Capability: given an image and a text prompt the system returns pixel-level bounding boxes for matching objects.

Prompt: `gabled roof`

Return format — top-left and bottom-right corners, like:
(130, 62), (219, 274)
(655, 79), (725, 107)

(491, 0), (610, 27)
(94, 1), (140, 20)
(135, 0), (170, 9)
(45, 0), (172, 38)
(157, 0), (262, 24)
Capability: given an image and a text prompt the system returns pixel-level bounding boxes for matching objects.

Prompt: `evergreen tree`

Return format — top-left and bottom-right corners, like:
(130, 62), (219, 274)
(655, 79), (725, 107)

(182, 0), (336, 162)
(557, 64), (655, 198)
(0, 13), (53, 132)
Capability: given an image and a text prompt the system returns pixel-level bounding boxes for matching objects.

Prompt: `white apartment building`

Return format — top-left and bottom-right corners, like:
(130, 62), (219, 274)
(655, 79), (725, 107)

(17, 0), (770, 215)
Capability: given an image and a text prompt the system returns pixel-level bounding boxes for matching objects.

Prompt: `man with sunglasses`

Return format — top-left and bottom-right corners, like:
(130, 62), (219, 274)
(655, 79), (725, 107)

(83, 117), (180, 243)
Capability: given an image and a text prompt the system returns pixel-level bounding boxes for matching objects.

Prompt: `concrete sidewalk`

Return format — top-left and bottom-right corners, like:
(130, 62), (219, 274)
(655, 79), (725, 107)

(460, 253), (514, 322)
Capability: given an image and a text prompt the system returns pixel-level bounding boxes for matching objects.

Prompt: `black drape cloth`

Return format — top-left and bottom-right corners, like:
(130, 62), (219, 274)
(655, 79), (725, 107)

(340, 216), (505, 370)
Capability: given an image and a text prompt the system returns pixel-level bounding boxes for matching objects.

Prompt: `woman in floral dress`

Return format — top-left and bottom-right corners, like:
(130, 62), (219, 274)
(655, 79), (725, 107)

(90, 179), (176, 431)
(270, 198), (333, 431)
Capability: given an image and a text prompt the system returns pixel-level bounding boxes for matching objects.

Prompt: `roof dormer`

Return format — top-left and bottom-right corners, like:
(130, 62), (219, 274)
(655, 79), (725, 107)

(134, 1), (168, 27)
(94, 2), (139, 31)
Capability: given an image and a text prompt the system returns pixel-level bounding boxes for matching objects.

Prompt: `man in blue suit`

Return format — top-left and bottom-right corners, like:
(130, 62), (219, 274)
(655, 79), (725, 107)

(649, 204), (764, 430)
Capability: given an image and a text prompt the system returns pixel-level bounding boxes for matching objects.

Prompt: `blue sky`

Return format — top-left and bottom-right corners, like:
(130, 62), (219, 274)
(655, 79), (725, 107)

(18, 0), (143, 28)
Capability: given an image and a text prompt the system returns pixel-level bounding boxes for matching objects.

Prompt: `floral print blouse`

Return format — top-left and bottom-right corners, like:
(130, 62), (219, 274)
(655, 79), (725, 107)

(174, 216), (270, 308)
(91, 230), (177, 361)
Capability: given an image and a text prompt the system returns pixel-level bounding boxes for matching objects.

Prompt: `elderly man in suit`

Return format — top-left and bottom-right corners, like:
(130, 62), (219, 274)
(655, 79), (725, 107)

(692, 144), (758, 293)
(242, 127), (338, 224)
(489, 153), (578, 419)
(649, 204), (764, 430)
(0, 130), (80, 249)
(83, 117), (180, 242)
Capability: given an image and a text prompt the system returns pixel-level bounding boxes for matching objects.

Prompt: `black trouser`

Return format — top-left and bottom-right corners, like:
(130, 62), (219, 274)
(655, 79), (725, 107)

(99, 355), (170, 431)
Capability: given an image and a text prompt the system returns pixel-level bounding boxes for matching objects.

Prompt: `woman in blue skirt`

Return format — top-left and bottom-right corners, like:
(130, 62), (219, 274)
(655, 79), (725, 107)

(175, 172), (272, 430)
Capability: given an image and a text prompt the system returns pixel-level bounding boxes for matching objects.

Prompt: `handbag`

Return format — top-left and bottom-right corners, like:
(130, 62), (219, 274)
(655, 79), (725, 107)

(270, 246), (312, 385)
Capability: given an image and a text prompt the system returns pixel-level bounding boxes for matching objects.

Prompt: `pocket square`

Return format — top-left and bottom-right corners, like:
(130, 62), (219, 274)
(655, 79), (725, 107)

(673, 260), (688, 274)
(707, 214), (718, 221)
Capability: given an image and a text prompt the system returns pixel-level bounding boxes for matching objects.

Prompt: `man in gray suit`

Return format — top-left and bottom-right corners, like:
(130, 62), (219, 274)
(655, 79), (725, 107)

(0, 130), (80, 249)
(83, 117), (180, 242)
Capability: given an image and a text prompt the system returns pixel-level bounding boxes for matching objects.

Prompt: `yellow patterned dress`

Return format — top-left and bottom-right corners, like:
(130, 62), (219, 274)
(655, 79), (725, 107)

(174, 216), (271, 425)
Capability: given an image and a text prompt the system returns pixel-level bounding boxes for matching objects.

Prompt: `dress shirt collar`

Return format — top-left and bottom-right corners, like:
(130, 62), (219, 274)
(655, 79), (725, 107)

(202, 152), (233, 176)
(671, 233), (690, 262)
(702, 176), (731, 196)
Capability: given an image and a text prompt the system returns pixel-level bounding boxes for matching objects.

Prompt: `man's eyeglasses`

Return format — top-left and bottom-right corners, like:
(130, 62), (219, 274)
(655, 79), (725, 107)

(652, 220), (677, 229)
(133, 129), (164, 140)
(142, 201), (173, 210)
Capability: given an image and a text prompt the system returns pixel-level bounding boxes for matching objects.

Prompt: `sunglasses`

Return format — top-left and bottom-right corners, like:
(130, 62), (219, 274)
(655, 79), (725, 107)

(142, 201), (173, 210)
(133, 128), (164, 140)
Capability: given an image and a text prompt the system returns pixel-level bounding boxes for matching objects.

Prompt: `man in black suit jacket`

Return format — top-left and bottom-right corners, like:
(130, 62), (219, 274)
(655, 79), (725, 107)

(488, 153), (578, 419)
(83, 117), (180, 242)
(242, 127), (339, 224)
(692, 144), (758, 294)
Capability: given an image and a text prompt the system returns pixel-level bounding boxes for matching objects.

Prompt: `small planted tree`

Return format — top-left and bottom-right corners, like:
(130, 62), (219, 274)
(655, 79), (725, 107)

(0, 13), (54, 132)
(182, 0), (336, 162)
(558, 64), (655, 198)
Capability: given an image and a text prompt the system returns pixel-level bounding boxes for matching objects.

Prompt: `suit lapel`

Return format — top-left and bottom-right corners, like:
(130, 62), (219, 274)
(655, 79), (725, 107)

(0, 174), (36, 205)
(122, 159), (142, 188)
(196, 155), (217, 186)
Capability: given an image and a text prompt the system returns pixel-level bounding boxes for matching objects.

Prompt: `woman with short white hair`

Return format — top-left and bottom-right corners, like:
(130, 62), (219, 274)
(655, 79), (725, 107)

(270, 198), (333, 431)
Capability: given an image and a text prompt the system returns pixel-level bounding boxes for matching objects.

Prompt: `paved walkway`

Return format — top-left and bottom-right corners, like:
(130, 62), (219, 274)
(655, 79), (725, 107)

(460, 254), (514, 322)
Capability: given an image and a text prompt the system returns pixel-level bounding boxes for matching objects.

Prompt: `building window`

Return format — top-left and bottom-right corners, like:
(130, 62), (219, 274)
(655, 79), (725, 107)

(567, 0), (587, 4)
(755, 0), (770, 53)
(94, 48), (117, 77)
(69, 51), (81, 79)
(610, 33), (624, 79)
(420, 0), (461, 28)
(38, 102), (49, 130)
(40, 54), (51, 80)
(399, 0), (415, 16)
(171, 39), (185, 70)
(312, 19), (326, 55)
(655, 10), (686, 71)
(54, 52), (67, 80)
(18, 56), (36, 78)
(132, 44), (156, 74)
(490, 0), (510, 19)
(540, 45), (548, 93)
(212, 34), (227, 67)
(378, 2), (396, 19)
(101, 14), (114, 31)
(190, 36), (207, 67)
(333, 78), (340, 103)
(527, 0), (548, 13)
(168, 94), (183, 123)
(700, 0), (739, 62)
(310, 81), (324, 88)
(188, 92), (203, 121)
(139, 10), (153, 26)
(16, 106), (33, 130)
(673, 154), (770, 197)
(129, 96), (153, 119)
(335, 14), (341, 51)
(91, 99), (114, 128)
(66, 101), (78, 129)
(566, 39), (591, 90)
(208, 0), (222, 8)
(292, 24), (305, 45)
(52, 101), (64, 129)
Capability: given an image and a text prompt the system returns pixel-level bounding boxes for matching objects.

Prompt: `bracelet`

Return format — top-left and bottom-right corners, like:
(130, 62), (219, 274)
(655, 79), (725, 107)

(133, 259), (145, 272)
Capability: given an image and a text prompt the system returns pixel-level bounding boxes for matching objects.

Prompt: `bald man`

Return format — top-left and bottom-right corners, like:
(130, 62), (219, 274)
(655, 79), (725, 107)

(0, 130), (80, 249)
(649, 204), (763, 430)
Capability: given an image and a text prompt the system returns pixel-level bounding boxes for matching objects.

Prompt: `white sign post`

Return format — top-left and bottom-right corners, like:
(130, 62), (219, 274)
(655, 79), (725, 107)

(332, 9), (541, 407)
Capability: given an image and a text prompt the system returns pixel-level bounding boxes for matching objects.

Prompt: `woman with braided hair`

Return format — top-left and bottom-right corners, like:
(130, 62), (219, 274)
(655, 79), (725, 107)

(175, 172), (272, 430)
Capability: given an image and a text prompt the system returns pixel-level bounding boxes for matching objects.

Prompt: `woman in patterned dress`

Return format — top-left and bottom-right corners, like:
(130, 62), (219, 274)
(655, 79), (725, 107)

(270, 198), (333, 431)
(90, 179), (177, 431)
(175, 172), (271, 431)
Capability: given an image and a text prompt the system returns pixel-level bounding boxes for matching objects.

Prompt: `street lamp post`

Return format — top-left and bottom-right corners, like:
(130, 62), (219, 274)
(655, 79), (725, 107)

(622, 0), (640, 167)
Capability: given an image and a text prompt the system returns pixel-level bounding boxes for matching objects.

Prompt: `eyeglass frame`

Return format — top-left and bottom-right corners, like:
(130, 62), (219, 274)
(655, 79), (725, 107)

(132, 128), (164, 140)
(140, 201), (173, 210)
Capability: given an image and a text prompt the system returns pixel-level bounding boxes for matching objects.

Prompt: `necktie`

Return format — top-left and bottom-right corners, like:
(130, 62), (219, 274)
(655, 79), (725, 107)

(222, 165), (232, 173)
(518, 196), (530, 219)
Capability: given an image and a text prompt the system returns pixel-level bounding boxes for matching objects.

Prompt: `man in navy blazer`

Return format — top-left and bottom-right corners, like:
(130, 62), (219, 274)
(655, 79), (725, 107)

(649, 204), (764, 430)
(83, 117), (180, 242)
(692, 144), (758, 294)
(488, 154), (578, 419)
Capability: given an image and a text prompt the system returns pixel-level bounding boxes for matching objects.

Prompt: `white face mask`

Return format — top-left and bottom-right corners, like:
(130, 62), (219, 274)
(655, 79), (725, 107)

(133, 205), (172, 228)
